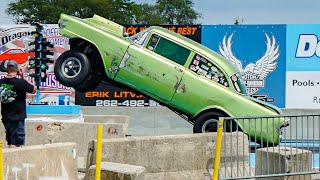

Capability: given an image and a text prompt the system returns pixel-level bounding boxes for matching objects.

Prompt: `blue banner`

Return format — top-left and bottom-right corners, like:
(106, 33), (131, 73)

(287, 24), (320, 71)
(202, 25), (286, 108)
(286, 25), (320, 108)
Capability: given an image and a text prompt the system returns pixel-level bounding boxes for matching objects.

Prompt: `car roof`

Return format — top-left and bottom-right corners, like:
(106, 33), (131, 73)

(149, 26), (239, 74)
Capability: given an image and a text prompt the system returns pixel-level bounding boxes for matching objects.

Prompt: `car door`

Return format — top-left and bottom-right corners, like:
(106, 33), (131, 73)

(115, 33), (191, 102)
(170, 53), (231, 115)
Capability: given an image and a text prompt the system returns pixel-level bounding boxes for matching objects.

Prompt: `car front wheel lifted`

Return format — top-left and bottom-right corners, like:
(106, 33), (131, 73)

(54, 50), (90, 87)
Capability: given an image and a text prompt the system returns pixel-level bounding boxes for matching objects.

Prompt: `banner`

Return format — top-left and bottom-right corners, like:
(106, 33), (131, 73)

(0, 24), (74, 105)
(201, 25), (286, 108)
(124, 25), (202, 43)
(286, 25), (320, 108)
(75, 82), (160, 106)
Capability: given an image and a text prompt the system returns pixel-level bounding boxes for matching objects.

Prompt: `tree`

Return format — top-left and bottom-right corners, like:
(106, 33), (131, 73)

(155, 0), (201, 24)
(6, 0), (201, 25)
(6, 0), (82, 24)
(6, 0), (135, 24)
(132, 3), (162, 25)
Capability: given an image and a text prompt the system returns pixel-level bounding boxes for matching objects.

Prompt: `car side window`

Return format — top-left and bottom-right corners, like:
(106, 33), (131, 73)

(146, 34), (190, 66)
(189, 54), (229, 87)
(8, 49), (23, 54)
(129, 30), (150, 46)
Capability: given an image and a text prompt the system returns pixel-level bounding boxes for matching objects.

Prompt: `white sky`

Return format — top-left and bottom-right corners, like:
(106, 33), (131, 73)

(1, 0), (320, 25)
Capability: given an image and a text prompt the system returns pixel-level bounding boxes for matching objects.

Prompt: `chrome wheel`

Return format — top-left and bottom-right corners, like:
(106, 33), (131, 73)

(61, 57), (82, 78)
(201, 119), (218, 132)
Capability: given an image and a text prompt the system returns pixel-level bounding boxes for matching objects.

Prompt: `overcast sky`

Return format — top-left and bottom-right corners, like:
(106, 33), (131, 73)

(1, 0), (320, 25)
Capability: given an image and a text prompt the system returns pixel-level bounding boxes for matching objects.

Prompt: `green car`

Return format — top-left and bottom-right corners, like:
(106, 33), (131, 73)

(54, 14), (289, 145)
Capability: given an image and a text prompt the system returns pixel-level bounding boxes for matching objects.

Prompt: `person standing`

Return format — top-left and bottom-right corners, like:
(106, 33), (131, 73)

(0, 60), (36, 148)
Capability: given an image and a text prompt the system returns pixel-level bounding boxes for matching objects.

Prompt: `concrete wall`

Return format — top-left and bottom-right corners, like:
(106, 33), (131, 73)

(83, 115), (129, 135)
(81, 106), (192, 136)
(0, 115), (129, 170)
(2, 143), (77, 180)
(86, 132), (249, 175)
(87, 162), (146, 180)
(81, 107), (320, 140)
(255, 147), (312, 180)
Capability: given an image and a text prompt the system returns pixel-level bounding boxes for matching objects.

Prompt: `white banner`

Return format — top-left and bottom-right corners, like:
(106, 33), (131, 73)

(286, 71), (320, 108)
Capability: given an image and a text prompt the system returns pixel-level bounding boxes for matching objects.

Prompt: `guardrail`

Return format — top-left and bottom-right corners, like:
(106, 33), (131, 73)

(213, 114), (320, 179)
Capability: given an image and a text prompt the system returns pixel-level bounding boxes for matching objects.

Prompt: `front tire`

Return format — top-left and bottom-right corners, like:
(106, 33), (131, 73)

(54, 50), (90, 87)
(73, 72), (101, 92)
(193, 112), (224, 133)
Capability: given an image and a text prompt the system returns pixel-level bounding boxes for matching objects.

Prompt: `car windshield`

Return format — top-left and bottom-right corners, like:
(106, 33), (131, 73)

(128, 29), (150, 46)
(230, 73), (248, 95)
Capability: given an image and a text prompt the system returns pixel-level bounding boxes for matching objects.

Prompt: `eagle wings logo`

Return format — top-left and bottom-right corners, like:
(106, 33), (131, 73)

(219, 32), (280, 95)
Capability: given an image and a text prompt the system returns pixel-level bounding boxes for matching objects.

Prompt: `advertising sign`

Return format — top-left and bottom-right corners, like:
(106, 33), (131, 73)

(202, 25), (286, 108)
(75, 82), (160, 106)
(0, 24), (73, 105)
(286, 25), (320, 108)
(124, 25), (202, 43)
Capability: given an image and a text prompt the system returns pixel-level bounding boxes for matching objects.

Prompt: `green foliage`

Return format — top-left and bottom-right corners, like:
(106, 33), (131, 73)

(156, 0), (201, 24)
(132, 3), (163, 25)
(6, 0), (201, 25)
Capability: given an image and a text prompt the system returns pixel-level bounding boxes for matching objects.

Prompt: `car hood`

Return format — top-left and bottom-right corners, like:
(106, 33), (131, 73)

(83, 14), (125, 37)
(248, 96), (282, 115)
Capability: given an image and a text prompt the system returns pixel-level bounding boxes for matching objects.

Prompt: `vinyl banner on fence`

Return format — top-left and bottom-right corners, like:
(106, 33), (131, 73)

(75, 82), (160, 107)
(124, 25), (202, 43)
(286, 25), (320, 108)
(201, 25), (286, 108)
(0, 24), (74, 105)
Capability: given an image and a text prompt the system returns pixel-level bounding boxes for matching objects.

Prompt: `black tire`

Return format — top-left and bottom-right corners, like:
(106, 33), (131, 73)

(0, 61), (7, 72)
(193, 112), (237, 133)
(54, 50), (90, 87)
(193, 112), (224, 133)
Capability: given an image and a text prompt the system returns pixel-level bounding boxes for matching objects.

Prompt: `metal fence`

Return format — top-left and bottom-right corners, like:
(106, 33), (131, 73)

(213, 114), (320, 180)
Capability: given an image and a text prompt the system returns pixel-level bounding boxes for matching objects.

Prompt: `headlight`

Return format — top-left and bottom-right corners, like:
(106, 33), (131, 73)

(58, 19), (63, 28)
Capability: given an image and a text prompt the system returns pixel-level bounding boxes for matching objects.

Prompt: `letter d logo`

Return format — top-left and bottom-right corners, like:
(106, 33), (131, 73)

(296, 34), (318, 57)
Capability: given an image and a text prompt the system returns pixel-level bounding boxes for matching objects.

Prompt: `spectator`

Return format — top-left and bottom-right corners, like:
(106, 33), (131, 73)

(0, 60), (36, 148)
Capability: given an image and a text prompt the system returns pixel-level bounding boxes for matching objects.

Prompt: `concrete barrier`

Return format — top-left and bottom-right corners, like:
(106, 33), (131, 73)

(255, 147), (312, 180)
(2, 143), (77, 180)
(0, 114), (129, 169)
(87, 162), (146, 180)
(83, 115), (129, 135)
(81, 106), (320, 137)
(25, 120), (127, 170)
(81, 106), (193, 136)
(86, 132), (249, 179)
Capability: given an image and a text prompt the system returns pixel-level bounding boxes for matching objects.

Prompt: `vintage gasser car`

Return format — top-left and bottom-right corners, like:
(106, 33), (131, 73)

(54, 14), (289, 145)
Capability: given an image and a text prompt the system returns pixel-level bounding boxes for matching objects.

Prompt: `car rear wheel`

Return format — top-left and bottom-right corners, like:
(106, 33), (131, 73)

(54, 50), (90, 87)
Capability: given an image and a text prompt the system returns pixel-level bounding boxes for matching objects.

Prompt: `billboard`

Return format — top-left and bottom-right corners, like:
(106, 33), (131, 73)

(124, 25), (202, 43)
(75, 83), (160, 107)
(202, 25), (286, 108)
(0, 24), (74, 105)
(286, 25), (320, 108)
